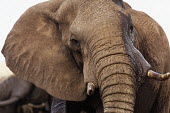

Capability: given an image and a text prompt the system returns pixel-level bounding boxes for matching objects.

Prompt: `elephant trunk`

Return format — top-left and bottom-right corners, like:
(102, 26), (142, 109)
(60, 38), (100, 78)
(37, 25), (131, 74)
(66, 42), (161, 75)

(99, 63), (135, 113)
(90, 36), (136, 113)
(100, 73), (135, 113)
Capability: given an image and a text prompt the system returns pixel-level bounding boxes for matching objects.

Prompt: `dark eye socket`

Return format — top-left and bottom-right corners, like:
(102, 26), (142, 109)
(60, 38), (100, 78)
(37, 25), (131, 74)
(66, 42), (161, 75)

(69, 35), (81, 51)
(70, 39), (80, 48)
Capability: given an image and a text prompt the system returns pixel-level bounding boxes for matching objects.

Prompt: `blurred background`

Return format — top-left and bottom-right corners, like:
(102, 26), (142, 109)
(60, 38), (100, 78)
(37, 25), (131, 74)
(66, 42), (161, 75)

(0, 0), (170, 62)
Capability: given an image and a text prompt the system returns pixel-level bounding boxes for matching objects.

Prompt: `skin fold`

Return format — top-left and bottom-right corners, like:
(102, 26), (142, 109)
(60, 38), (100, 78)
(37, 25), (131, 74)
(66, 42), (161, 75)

(0, 63), (51, 113)
(1, 0), (170, 113)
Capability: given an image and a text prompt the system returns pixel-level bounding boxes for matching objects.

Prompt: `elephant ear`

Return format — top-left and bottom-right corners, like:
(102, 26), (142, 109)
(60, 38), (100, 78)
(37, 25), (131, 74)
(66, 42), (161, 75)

(2, 1), (86, 101)
(123, 2), (132, 9)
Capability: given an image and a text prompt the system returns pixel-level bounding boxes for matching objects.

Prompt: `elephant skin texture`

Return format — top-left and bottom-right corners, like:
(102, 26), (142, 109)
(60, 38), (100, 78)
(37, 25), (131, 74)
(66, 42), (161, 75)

(2, 0), (170, 113)
(0, 62), (51, 113)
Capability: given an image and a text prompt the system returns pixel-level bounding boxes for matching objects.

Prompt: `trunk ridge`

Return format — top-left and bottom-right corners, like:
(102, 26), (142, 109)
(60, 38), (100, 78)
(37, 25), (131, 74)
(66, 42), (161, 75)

(97, 57), (135, 113)
(100, 73), (135, 113)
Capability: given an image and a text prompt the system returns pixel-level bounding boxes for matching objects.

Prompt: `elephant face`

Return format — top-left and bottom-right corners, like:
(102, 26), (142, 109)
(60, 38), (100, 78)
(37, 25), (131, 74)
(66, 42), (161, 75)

(2, 0), (156, 112)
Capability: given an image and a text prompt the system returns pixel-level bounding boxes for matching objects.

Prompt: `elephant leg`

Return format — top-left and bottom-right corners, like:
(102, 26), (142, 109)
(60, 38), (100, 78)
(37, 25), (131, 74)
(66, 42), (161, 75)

(51, 98), (81, 113)
(150, 79), (170, 113)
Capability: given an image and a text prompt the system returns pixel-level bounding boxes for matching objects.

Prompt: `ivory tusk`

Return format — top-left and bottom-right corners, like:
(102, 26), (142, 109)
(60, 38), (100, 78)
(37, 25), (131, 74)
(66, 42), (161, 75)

(87, 82), (95, 95)
(28, 103), (45, 109)
(147, 70), (170, 81)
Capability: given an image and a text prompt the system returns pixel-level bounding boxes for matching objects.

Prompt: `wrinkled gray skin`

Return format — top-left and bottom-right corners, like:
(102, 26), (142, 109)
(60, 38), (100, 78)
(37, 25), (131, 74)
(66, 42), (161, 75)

(51, 1), (170, 113)
(0, 75), (50, 113)
(2, 0), (170, 113)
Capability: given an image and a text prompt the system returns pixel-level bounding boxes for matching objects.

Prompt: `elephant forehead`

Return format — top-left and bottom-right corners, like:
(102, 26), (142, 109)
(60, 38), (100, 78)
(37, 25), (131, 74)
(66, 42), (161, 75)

(77, 0), (128, 18)
(70, 3), (130, 36)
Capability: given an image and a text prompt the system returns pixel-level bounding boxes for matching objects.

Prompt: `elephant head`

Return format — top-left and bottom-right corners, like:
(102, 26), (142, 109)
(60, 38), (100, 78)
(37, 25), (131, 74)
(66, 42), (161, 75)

(2, 0), (170, 112)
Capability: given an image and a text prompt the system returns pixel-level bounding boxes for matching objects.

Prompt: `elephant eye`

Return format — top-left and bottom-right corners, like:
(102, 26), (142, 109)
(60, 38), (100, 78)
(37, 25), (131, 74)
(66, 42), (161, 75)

(69, 35), (81, 51)
(71, 39), (80, 48)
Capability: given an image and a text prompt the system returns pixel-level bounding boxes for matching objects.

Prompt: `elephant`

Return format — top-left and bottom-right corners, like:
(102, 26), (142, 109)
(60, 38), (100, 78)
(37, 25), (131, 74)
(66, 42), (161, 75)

(0, 62), (51, 113)
(1, 0), (170, 113)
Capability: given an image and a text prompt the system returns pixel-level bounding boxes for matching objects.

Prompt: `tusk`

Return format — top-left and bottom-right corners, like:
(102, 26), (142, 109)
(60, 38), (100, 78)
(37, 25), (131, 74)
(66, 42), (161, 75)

(87, 82), (95, 95)
(147, 70), (170, 81)
(28, 103), (45, 109)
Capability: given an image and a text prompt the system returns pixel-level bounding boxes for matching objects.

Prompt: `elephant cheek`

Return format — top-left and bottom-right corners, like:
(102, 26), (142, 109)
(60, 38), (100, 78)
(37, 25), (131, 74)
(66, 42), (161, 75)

(83, 60), (99, 89)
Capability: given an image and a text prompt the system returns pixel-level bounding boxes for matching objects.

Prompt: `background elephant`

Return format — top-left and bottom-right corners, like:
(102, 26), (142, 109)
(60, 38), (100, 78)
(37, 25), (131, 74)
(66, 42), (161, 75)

(0, 62), (51, 113)
(1, 0), (170, 113)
